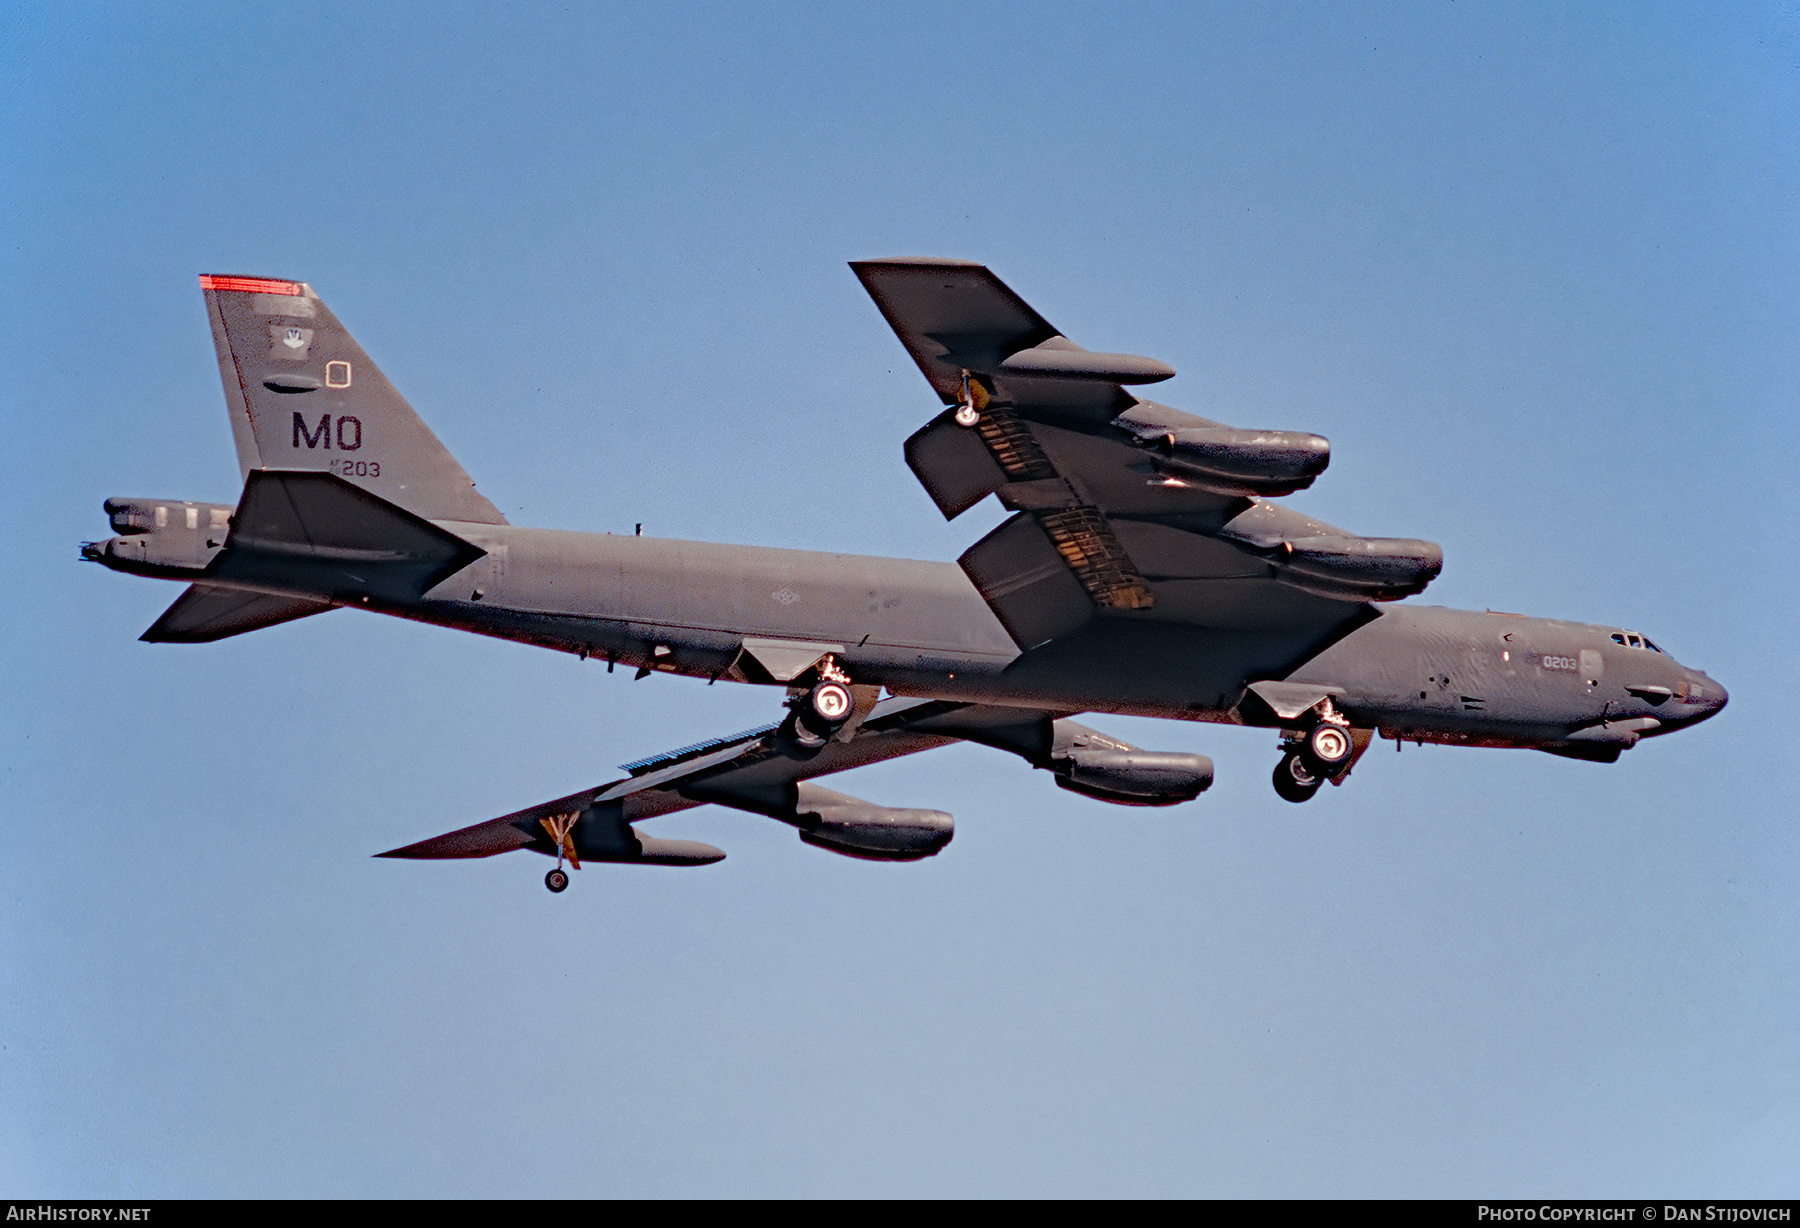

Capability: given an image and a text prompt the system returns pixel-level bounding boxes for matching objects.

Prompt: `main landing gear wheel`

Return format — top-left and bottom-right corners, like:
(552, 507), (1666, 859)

(1303, 722), (1353, 773)
(809, 680), (853, 724)
(545, 868), (570, 893)
(1273, 751), (1322, 803)
(786, 680), (855, 752)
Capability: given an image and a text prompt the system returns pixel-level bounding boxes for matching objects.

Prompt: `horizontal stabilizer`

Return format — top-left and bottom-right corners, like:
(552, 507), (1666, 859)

(141, 584), (333, 643)
(210, 470), (485, 603)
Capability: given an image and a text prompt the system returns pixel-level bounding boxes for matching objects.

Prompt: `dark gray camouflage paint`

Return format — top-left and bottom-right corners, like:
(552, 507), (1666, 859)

(80, 265), (1727, 868)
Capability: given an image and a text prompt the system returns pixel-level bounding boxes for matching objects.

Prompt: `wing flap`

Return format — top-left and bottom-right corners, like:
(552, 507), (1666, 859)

(904, 411), (1009, 519)
(960, 513), (1117, 650)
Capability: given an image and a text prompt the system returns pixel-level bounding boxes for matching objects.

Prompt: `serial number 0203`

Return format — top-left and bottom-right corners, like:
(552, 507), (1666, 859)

(327, 459), (382, 478)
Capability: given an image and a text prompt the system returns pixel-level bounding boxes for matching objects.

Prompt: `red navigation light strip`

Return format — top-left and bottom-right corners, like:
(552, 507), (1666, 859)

(198, 275), (303, 295)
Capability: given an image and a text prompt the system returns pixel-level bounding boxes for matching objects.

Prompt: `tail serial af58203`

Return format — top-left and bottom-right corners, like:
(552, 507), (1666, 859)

(83, 262), (1727, 892)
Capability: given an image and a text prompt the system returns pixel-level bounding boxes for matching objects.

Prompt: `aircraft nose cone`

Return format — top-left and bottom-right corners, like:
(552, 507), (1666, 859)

(1691, 673), (1728, 722)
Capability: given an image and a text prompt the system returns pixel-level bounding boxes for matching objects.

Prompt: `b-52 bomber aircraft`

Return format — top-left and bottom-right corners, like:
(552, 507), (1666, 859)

(84, 261), (1727, 892)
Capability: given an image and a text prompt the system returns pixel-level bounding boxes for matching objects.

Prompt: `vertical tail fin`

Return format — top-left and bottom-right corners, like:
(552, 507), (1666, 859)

(201, 275), (506, 525)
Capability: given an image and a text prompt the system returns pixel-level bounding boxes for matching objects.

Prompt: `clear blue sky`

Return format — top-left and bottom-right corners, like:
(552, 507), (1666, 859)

(3, 1), (1795, 1196)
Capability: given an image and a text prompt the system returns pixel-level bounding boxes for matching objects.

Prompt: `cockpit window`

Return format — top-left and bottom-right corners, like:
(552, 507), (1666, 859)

(1612, 631), (1663, 652)
(1611, 634), (1625, 645)
(1644, 639), (1661, 653)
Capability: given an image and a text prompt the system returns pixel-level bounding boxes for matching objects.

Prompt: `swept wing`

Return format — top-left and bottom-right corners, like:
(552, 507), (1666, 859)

(379, 695), (1208, 865)
(851, 259), (1443, 650)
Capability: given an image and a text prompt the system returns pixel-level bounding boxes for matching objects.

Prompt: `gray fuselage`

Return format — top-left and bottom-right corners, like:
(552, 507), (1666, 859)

(391, 520), (1727, 750)
(86, 497), (1728, 759)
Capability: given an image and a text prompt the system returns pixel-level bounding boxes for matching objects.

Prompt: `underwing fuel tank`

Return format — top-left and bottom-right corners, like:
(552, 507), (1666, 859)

(988, 344), (1176, 384)
(1054, 747), (1215, 806)
(1149, 427), (1331, 496)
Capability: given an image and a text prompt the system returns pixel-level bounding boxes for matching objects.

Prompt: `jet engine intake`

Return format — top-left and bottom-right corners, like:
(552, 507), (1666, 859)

(1054, 747), (1214, 806)
(1150, 427), (1330, 496)
(1275, 535), (1443, 601)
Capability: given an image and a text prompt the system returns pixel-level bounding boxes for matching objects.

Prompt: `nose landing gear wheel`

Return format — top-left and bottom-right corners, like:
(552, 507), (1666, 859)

(545, 868), (570, 893)
(1273, 751), (1323, 803)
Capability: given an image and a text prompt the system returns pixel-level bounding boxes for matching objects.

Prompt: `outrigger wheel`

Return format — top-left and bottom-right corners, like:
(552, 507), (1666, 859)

(952, 369), (983, 427)
(539, 811), (580, 893)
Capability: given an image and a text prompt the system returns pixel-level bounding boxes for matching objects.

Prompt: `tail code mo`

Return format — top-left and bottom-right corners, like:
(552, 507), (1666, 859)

(292, 413), (363, 451)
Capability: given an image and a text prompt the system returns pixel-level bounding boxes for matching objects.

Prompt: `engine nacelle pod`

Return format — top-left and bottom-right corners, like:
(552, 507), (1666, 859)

(1153, 427), (1330, 496)
(793, 783), (954, 861)
(1276, 535), (1443, 601)
(1055, 748), (1214, 806)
